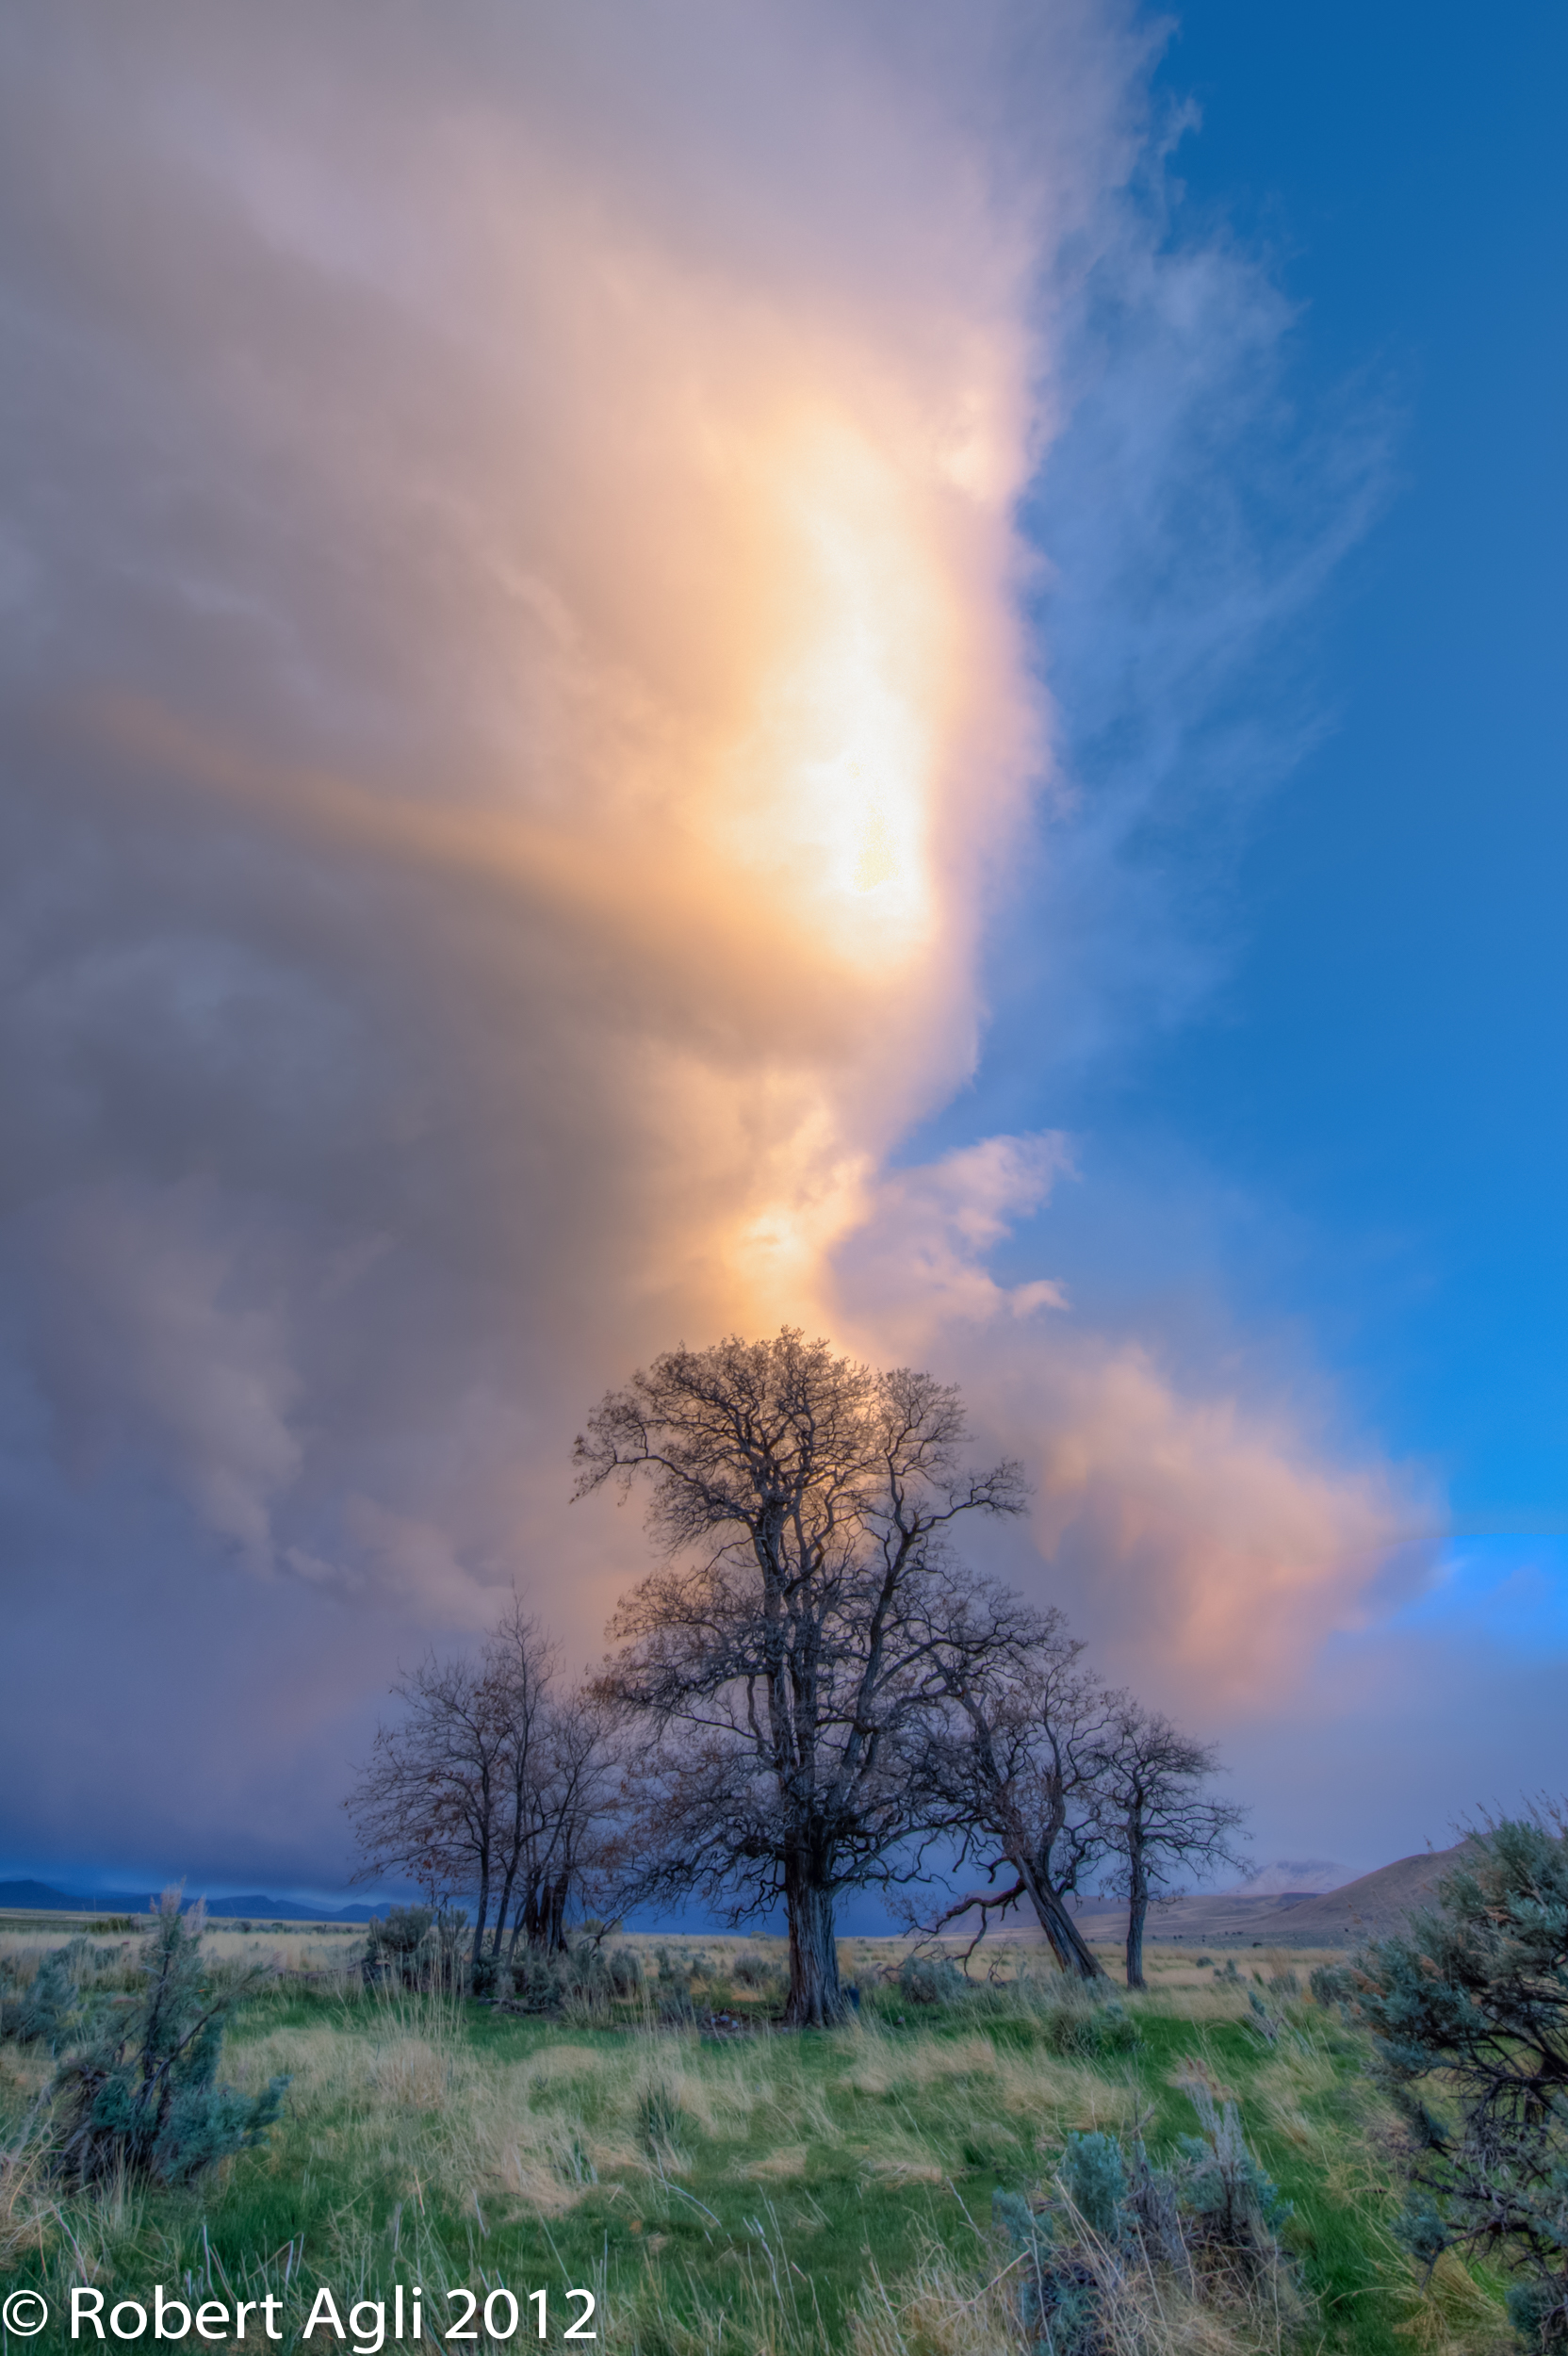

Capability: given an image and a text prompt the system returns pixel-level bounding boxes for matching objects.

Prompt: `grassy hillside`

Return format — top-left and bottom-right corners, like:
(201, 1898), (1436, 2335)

(0, 1933), (1514, 2353)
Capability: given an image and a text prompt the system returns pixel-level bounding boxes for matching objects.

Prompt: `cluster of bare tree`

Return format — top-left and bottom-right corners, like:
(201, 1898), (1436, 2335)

(918, 1622), (1250, 1992)
(347, 1332), (1248, 2022)
(344, 1602), (614, 1981)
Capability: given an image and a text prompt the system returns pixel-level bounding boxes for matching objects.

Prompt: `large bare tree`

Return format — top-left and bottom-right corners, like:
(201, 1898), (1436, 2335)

(1089, 1699), (1250, 1988)
(576, 1329), (1026, 2025)
(916, 1594), (1113, 1981)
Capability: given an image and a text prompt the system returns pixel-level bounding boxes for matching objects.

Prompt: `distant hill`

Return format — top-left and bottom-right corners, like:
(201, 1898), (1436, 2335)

(1057, 1841), (1479, 1948)
(194, 1892), (389, 1922)
(0, 1880), (101, 1913)
(0, 1879), (387, 1922)
(1239, 1842), (1482, 1943)
(201, 1892), (389, 1922)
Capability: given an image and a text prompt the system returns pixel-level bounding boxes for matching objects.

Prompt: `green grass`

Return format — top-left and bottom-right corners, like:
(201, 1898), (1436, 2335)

(0, 1939), (1511, 2353)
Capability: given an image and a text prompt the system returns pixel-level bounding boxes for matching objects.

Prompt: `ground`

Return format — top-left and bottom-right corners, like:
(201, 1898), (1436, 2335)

(0, 1922), (1520, 2354)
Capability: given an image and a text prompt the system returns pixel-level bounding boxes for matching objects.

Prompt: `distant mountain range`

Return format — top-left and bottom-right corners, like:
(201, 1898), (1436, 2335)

(0, 1878), (388, 1922)
(4, 1845), (1474, 1944)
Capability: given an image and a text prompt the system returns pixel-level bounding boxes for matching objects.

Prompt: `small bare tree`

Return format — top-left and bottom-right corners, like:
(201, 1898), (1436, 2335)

(1089, 1699), (1250, 1988)
(501, 1683), (619, 1958)
(486, 1602), (559, 1955)
(344, 1651), (511, 1978)
(345, 1606), (615, 1978)
(917, 1593), (1112, 1981)
(577, 1330), (1026, 2025)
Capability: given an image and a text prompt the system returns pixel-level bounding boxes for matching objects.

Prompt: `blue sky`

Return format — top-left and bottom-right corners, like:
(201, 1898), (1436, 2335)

(1139, 0), (1567, 1533)
(954, 0), (1567, 1559)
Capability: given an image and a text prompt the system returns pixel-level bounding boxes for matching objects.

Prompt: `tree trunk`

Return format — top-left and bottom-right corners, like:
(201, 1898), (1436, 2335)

(1016, 1856), (1105, 1982)
(505, 1874), (530, 1961)
(1124, 1853), (1148, 1990)
(470, 1865), (491, 1981)
(519, 1873), (543, 1954)
(784, 1873), (845, 2026)
(492, 1843), (522, 1964)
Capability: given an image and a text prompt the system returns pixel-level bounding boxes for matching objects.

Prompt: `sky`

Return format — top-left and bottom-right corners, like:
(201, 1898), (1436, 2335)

(1, 0), (1561, 1907)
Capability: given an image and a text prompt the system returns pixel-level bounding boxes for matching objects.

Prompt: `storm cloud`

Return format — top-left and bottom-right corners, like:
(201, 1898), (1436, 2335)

(0, 3), (1421, 1890)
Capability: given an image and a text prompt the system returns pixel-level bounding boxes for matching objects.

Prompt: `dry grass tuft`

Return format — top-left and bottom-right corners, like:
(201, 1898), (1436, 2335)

(850, 2248), (1024, 2356)
(1391, 2250), (1512, 2356)
(0, 2135), (56, 2270)
(849, 2225), (1297, 2356)
(839, 2032), (1002, 2098)
(228, 2006), (612, 2217)
(840, 2029), (1137, 2139)
(859, 2144), (947, 2185)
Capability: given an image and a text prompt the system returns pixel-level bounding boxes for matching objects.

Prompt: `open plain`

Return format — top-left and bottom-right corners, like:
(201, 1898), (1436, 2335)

(0, 1920), (1520, 2355)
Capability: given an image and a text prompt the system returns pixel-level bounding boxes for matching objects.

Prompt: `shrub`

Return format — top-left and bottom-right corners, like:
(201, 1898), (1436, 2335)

(993, 2187), (1097, 2353)
(1342, 1813), (1568, 2350)
(1246, 1987), (1287, 2044)
(1513, 2285), (1568, 2354)
(469, 1953), (513, 2000)
(2, 1939), (134, 2049)
(1308, 1960), (1347, 2008)
(565, 1944), (610, 1992)
(898, 1952), (967, 2007)
(730, 1948), (777, 1991)
(1037, 1997), (1142, 2060)
(361, 1906), (434, 1988)
(991, 2184), (1114, 2356)
(1174, 2079), (1292, 2258)
(47, 1894), (286, 2188)
(607, 1946), (645, 1998)
(360, 1905), (473, 1991)
(1060, 2131), (1128, 2240)
(558, 1945), (619, 2021)
(513, 1952), (568, 2012)
(14, 1946), (85, 2050)
(992, 2089), (1294, 2352)
(1049, 2103), (1288, 2264)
